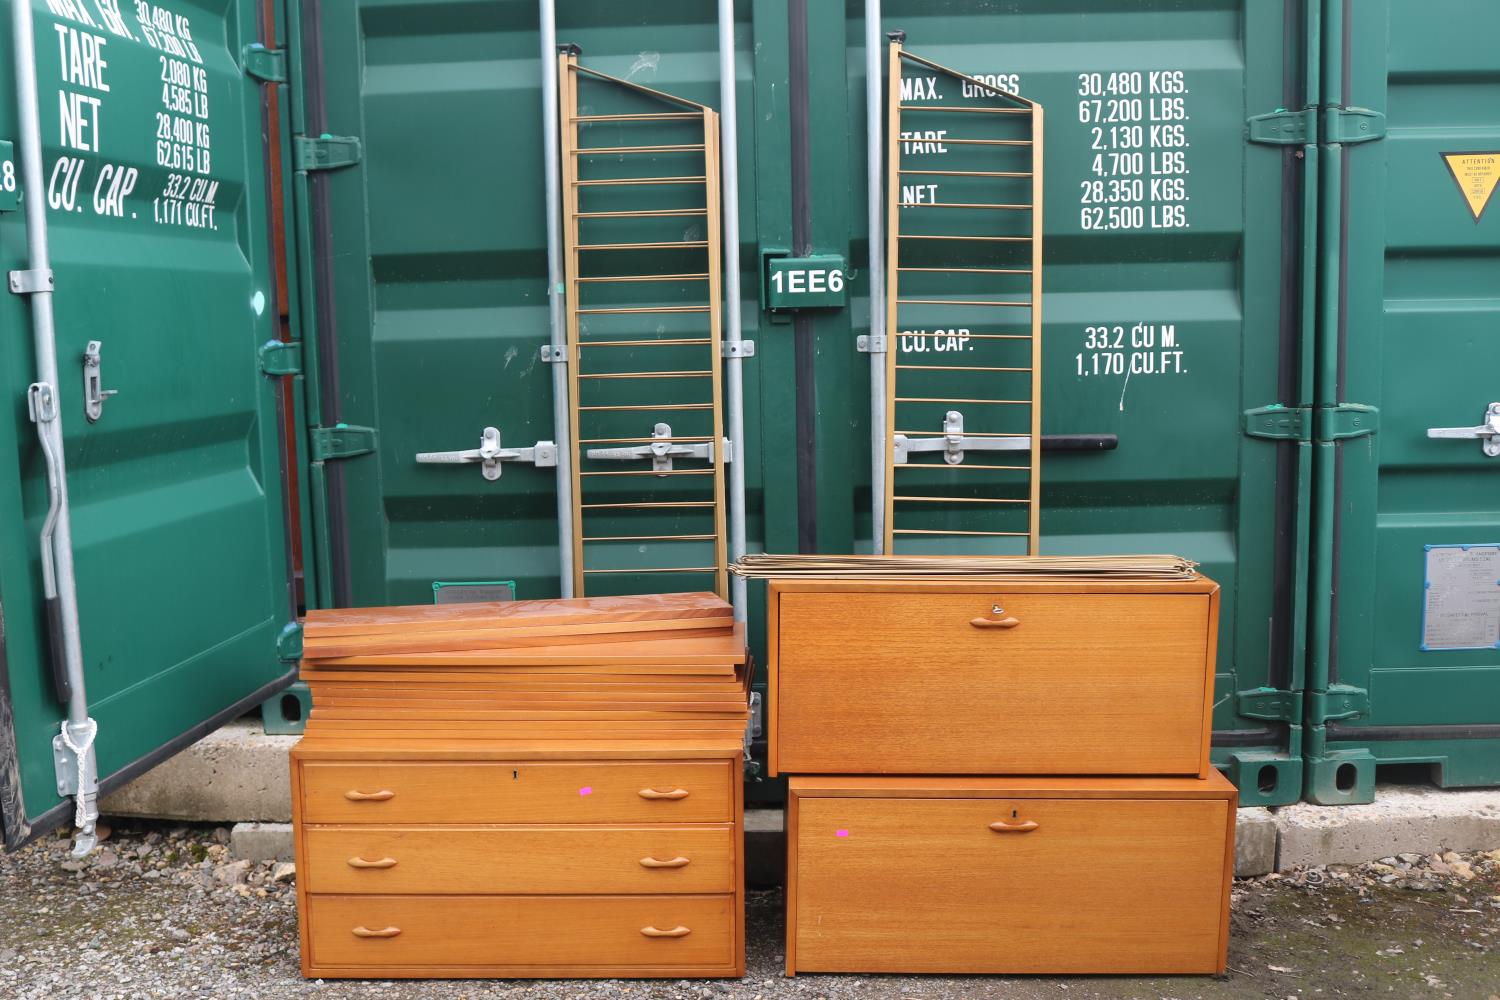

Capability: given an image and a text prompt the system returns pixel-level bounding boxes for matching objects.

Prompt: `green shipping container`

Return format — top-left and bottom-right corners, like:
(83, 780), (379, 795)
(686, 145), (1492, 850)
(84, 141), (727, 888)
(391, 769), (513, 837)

(2, 0), (1497, 846)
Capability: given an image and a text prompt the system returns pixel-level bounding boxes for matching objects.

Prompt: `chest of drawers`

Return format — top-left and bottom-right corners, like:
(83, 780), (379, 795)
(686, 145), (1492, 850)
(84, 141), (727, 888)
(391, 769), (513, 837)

(292, 746), (745, 979)
(786, 773), (1236, 975)
(767, 578), (1219, 776)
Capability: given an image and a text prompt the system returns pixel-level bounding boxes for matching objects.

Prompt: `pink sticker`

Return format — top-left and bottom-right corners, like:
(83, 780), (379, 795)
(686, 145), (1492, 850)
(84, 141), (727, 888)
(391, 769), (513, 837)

(579, 786), (593, 796)
(835, 829), (849, 838)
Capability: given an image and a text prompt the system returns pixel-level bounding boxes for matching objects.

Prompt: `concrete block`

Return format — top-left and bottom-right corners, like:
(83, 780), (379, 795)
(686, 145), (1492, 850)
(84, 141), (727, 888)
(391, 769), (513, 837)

(99, 719), (296, 823)
(231, 822), (294, 862)
(1276, 785), (1500, 870)
(1234, 807), (1277, 877)
(745, 807), (784, 889)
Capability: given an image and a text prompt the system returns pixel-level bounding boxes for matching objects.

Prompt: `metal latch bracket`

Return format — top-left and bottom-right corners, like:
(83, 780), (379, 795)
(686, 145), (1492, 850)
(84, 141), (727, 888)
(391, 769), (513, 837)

(81, 341), (117, 422)
(1308, 685), (1369, 724)
(8, 268), (53, 294)
(259, 340), (303, 377)
(857, 333), (887, 354)
(242, 43), (287, 82)
(1247, 108), (1315, 145)
(1323, 107), (1386, 145)
(310, 423), (377, 461)
(1237, 687), (1304, 724)
(893, 410), (1029, 464)
(722, 340), (755, 359)
(414, 426), (557, 480)
(294, 134), (362, 172)
(276, 621), (304, 663)
(1427, 402), (1500, 457)
(584, 422), (730, 473)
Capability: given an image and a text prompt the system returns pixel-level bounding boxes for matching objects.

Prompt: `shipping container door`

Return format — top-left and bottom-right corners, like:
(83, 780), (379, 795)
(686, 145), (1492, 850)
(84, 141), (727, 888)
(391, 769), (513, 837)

(0, 0), (294, 846)
(300, 0), (763, 609)
(1311, 0), (1500, 803)
(854, 2), (1313, 804)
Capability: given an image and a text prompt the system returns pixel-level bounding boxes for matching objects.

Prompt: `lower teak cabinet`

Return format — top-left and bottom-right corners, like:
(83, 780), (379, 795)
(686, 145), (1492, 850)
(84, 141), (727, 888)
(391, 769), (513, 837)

(785, 774), (1236, 976)
(292, 754), (746, 979)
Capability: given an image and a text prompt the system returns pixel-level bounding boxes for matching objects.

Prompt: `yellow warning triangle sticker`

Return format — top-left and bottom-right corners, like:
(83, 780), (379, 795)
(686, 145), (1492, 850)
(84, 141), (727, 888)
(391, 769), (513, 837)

(1442, 152), (1500, 222)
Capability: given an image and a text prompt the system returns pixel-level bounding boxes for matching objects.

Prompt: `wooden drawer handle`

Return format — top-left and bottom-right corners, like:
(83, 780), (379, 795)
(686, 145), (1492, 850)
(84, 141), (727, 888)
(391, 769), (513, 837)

(970, 615), (1020, 629)
(639, 856), (691, 869)
(640, 925), (692, 938)
(344, 789), (395, 801)
(989, 820), (1039, 833)
(347, 856), (398, 869)
(351, 926), (401, 938)
(638, 787), (690, 800)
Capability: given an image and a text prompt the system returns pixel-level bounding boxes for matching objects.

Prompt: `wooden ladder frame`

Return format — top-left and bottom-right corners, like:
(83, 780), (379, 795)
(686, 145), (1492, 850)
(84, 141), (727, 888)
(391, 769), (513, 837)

(558, 52), (728, 599)
(883, 41), (1043, 555)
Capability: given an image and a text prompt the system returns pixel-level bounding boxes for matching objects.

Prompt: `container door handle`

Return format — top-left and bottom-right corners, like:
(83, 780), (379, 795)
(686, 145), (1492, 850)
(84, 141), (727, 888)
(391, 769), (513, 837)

(1427, 402), (1500, 457)
(347, 856), (398, 869)
(640, 925), (692, 938)
(344, 789), (395, 801)
(639, 856), (691, 869)
(989, 820), (1039, 833)
(638, 787), (690, 800)
(351, 926), (402, 938)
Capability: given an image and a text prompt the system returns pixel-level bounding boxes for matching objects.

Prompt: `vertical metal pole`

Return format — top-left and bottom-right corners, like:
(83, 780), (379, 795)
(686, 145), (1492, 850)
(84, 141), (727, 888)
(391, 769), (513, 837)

(539, 0), (575, 597)
(865, 0), (886, 553)
(11, 0), (98, 854)
(717, 0), (748, 620)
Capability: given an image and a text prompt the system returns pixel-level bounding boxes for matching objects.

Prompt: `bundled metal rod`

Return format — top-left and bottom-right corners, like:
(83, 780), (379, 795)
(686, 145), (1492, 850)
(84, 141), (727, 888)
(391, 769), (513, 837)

(12, 0), (98, 856)
(718, 0), (748, 620)
(538, 0), (575, 596)
(866, 0), (887, 552)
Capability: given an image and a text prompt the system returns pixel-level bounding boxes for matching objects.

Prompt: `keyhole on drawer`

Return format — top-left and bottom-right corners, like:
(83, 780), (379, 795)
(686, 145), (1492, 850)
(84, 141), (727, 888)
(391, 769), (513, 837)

(512, 770), (519, 780)
(1012, 809), (1018, 818)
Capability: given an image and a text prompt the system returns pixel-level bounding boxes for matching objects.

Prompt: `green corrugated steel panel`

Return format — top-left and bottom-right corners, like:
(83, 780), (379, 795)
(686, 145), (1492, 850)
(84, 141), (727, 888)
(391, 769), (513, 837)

(0, 0), (296, 846)
(1307, 0), (1500, 805)
(9, 0), (1495, 841)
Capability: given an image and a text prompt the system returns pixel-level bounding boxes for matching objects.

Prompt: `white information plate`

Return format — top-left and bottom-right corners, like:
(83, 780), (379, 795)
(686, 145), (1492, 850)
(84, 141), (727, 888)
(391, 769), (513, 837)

(1422, 544), (1500, 650)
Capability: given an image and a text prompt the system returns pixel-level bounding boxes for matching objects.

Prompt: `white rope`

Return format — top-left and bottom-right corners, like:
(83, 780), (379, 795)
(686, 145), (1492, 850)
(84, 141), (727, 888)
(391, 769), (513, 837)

(58, 718), (97, 829)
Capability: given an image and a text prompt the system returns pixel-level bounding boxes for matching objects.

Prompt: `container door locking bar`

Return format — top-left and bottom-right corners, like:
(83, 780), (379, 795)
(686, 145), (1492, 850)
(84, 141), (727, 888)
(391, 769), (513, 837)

(894, 411), (1118, 464)
(1427, 402), (1500, 457)
(585, 422), (731, 474)
(415, 426), (557, 480)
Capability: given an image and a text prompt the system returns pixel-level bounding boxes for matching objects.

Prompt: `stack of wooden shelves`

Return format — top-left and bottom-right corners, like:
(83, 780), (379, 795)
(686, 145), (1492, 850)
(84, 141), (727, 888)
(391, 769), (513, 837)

(289, 593), (749, 980)
(761, 567), (1236, 976)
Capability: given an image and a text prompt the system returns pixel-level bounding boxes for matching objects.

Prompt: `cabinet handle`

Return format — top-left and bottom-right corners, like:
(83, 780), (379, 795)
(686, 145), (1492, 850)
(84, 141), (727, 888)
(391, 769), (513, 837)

(640, 925), (692, 938)
(988, 820), (1039, 833)
(638, 788), (690, 800)
(351, 926), (402, 938)
(344, 789), (395, 801)
(347, 856), (398, 869)
(639, 856), (691, 869)
(970, 616), (1020, 629)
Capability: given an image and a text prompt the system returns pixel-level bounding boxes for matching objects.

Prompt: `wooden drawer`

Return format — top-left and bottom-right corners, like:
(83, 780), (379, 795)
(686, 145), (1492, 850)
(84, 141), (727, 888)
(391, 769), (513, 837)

(298, 760), (732, 824)
(770, 580), (1218, 775)
(786, 775), (1234, 975)
(302, 826), (734, 894)
(304, 894), (738, 977)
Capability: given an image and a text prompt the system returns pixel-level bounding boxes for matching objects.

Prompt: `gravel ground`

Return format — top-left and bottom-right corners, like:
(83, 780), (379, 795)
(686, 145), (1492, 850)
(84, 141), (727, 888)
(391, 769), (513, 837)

(2, 820), (1498, 1000)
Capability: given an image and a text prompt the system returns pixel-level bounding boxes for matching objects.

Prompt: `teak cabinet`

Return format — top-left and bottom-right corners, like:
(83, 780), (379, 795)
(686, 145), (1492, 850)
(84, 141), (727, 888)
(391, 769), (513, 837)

(291, 750), (745, 979)
(767, 578), (1220, 777)
(785, 774), (1237, 975)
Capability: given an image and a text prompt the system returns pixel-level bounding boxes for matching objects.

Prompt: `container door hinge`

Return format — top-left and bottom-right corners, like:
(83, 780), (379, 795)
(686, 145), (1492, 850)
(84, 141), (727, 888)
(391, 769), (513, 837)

(1322, 107), (1385, 145)
(1237, 687), (1303, 724)
(1308, 685), (1369, 724)
(1247, 107), (1384, 146)
(258, 340), (302, 377)
(276, 621), (304, 663)
(1316, 403), (1378, 441)
(1244, 404), (1377, 442)
(1247, 108), (1315, 145)
(310, 423), (377, 461)
(294, 134), (362, 172)
(242, 44), (286, 83)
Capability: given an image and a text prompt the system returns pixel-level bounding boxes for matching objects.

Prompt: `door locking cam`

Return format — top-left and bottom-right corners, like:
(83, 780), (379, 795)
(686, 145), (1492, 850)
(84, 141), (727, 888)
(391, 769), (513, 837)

(415, 426), (558, 480)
